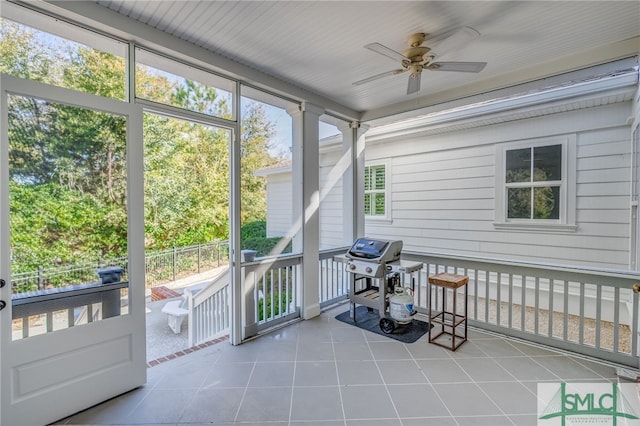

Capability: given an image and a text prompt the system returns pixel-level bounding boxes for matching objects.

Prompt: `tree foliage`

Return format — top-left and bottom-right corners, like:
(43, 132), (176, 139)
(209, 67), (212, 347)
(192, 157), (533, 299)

(2, 19), (284, 278)
(240, 100), (281, 224)
(0, 19), (56, 82)
(9, 182), (126, 271)
(506, 168), (558, 220)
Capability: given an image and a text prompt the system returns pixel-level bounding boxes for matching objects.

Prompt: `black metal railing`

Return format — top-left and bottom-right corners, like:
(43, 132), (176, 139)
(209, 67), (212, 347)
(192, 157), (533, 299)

(11, 240), (230, 293)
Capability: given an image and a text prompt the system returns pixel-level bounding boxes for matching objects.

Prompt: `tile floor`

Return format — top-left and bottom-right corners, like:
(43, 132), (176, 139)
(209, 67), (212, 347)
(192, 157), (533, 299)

(55, 305), (629, 426)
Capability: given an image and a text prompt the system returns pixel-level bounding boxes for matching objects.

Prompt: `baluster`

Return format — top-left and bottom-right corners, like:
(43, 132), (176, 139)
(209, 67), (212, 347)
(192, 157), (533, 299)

(548, 279), (554, 338)
(595, 285), (602, 349)
(520, 275), (526, 332)
(578, 282), (585, 345)
(563, 280), (569, 341)
(613, 287), (620, 353)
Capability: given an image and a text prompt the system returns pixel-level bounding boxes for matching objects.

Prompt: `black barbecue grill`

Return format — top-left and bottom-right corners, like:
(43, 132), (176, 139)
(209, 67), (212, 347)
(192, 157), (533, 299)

(336, 238), (423, 333)
(345, 238), (402, 278)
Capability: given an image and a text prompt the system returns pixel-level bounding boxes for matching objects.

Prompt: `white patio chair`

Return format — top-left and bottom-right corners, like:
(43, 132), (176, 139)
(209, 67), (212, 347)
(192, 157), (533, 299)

(161, 294), (189, 334)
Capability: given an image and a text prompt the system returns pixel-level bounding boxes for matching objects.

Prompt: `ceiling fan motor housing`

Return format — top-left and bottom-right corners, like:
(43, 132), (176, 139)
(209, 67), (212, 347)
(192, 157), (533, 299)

(408, 63), (423, 77)
(403, 46), (431, 62)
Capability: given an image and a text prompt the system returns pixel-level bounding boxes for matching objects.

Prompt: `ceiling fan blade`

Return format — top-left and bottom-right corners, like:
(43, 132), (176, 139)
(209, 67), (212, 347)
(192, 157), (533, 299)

(353, 69), (406, 86)
(428, 26), (481, 56)
(429, 61), (487, 73)
(365, 42), (408, 63)
(406, 73), (421, 95)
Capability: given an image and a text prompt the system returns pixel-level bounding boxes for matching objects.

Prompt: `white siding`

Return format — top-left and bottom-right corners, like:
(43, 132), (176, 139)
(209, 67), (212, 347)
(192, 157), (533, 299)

(365, 102), (633, 269)
(264, 151), (346, 250)
(319, 150), (345, 249)
(265, 173), (292, 238)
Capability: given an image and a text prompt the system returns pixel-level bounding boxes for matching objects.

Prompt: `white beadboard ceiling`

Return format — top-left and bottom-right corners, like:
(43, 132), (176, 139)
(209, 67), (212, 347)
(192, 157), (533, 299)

(51, 1), (640, 121)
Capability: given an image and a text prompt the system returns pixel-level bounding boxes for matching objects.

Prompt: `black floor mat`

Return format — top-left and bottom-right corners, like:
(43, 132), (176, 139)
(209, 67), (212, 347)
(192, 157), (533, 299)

(335, 306), (431, 344)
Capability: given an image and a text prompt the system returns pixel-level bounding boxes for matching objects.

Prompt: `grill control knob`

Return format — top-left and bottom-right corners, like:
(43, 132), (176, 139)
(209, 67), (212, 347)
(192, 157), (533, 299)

(366, 267), (372, 273)
(349, 264), (356, 270)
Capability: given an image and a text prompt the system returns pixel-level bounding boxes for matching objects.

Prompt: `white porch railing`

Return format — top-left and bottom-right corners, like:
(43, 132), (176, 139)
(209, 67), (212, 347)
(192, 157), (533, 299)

(11, 280), (127, 340)
(242, 254), (302, 336)
(314, 248), (640, 367)
(186, 249), (348, 344)
(400, 251), (640, 368)
(186, 269), (230, 347)
(187, 254), (304, 344)
(319, 247), (350, 308)
(15, 246), (640, 368)
(191, 249), (347, 342)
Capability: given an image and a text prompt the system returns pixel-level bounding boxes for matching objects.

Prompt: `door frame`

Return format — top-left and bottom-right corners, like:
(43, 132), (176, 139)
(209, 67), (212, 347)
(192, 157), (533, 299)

(0, 74), (146, 426)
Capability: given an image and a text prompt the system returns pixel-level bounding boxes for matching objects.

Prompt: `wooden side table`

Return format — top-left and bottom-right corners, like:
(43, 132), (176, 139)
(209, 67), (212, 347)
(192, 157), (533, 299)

(428, 272), (469, 351)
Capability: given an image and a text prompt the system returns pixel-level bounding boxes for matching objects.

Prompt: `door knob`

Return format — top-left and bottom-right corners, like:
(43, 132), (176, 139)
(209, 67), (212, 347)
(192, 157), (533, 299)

(0, 300), (6, 311)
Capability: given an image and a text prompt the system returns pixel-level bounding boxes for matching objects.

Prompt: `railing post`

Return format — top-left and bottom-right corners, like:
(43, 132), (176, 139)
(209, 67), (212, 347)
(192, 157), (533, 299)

(38, 265), (44, 289)
(173, 246), (177, 282)
(187, 289), (194, 348)
(197, 243), (201, 273)
(243, 265), (258, 339)
(102, 288), (121, 318)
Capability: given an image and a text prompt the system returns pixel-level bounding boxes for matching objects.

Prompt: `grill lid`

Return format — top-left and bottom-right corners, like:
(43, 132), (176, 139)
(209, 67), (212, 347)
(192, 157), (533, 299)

(346, 238), (402, 264)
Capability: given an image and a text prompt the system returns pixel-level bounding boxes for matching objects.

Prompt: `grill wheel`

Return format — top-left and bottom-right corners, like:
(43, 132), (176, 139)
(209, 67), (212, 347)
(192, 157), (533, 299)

(379, 317), (395, 334)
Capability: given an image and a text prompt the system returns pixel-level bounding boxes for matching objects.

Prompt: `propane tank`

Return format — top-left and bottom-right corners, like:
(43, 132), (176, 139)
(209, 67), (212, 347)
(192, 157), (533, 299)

(389, 286), (416, 324)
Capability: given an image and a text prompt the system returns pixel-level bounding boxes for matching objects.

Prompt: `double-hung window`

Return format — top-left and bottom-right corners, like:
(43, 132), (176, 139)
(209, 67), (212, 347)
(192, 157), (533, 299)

(506, 144), (561, 219)
(495, 137), (576, 231)
(364, 162), (390, 220)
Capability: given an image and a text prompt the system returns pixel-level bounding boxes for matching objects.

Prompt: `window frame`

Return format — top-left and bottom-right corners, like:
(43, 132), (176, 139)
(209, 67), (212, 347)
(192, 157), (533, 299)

(494, 136), (576, 232)
(364, 159), (392, 222)
(1, 11), (128, 101)
(134, 47), (236, 121)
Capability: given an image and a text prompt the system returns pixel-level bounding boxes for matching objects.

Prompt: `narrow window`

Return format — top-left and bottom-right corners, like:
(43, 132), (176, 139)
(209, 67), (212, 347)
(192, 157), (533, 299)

(365, 164), (387, 218)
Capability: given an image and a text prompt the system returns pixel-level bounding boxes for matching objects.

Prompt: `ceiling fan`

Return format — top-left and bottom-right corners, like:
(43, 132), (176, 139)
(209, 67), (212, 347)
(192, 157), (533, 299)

(353, 27), (487, 95)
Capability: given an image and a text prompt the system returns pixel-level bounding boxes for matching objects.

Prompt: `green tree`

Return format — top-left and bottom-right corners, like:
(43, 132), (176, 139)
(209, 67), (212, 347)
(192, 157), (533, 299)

(2, 18), (284, 284)
(142, 76), (283, 249)
(240, 100), (280, 224)
(0, 18), (58, 82)
(143, 112), (231, 248)
(3, 21), (129, 272)
(9, 181), (124, 271)
(172, 78), (230, 118)
(64, 46), (126, 100)
(506, 168), (557, 219)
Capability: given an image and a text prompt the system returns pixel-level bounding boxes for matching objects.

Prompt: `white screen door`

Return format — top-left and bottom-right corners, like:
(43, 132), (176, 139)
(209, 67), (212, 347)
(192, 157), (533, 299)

(0, 74), (146, 425)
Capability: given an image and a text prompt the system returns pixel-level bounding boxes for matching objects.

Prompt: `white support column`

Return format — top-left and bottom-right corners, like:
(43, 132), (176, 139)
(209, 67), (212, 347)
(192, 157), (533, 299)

(338, 121), (368, 242)
(288, 105), (304, 254)
(291, 102), (324, 320)
(354, 123), (368, 238)
(230, 85), (243, 345)
(338, 121), (355, 245)
(631, 98), (640, 271)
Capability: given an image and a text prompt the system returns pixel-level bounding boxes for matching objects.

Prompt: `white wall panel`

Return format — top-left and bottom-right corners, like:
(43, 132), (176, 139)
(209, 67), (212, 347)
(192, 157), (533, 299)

(265, 174), (292, 238)
(366, 102), (633, 269)
(577, 155), (629, 171)
(318, 151), (344, 250)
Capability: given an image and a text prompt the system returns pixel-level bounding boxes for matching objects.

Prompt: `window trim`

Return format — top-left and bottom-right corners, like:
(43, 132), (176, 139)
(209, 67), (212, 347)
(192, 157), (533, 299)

(364, 159), (392, 222)
(494, 136), (576, 232)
